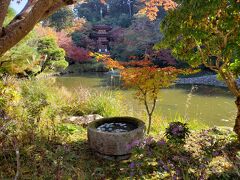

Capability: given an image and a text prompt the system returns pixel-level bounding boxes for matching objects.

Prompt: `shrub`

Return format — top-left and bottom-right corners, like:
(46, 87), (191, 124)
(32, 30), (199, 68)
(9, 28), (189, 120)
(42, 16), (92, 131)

(127, 128), (238, 179)
(37, 37), (68, 73)
(165, 121), (190, 144)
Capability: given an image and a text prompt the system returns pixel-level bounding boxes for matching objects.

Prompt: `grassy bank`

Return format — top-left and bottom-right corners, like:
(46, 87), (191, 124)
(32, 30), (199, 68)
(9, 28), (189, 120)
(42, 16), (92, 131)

(0, 77), (239, 179)
(1, 123), (239, 179)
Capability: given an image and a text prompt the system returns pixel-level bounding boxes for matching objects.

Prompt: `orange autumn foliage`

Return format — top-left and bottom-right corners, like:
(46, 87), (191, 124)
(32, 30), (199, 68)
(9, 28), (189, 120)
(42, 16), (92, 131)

(121, 66), (180, 91)
(121, 66), (179, 133)
(90, 52), (125, 69)
(35, 26), (58, 39)
(141, 0), (177, 20)
(91, 52), (154, 69)
(90, 52), (197, 74)
(120, 59), (153, 67)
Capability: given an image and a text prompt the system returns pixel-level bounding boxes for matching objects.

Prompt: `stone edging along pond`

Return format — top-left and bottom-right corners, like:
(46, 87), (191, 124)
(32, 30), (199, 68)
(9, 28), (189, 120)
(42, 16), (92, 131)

(176, 75), (240, 88)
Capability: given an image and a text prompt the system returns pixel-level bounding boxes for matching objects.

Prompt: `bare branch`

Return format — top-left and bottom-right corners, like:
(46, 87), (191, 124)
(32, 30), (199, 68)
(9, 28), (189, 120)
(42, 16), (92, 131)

(212, 27), (236, 49)
(202, 60), (218, 72)
(12, 139), (20, 180)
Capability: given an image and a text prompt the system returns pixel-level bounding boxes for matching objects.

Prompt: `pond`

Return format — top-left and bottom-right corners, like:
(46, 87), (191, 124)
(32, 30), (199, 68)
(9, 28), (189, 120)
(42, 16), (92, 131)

(56, 73), (236, 128)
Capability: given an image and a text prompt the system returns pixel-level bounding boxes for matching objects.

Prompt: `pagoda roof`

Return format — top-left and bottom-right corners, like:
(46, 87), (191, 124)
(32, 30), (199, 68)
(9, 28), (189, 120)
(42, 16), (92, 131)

(91, 33), (111, 38)
(93, 25), (112, 31)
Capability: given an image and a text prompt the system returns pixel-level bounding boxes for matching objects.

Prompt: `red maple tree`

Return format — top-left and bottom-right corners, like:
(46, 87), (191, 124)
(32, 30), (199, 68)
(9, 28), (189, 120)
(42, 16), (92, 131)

(56, 31), (91, 62)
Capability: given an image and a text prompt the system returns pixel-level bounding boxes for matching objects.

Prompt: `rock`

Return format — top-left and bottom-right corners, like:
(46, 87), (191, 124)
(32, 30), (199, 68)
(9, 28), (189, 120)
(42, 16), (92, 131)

(65, 114), (103, 127)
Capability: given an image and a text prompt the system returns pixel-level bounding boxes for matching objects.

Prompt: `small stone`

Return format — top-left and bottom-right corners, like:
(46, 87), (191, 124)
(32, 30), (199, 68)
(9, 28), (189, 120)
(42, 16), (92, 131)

(65, 114), (103, 127)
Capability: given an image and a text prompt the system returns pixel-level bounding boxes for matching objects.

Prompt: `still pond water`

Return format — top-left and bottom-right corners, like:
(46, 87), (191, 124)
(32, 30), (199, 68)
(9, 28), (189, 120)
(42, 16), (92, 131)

(56, 73), (236, 128)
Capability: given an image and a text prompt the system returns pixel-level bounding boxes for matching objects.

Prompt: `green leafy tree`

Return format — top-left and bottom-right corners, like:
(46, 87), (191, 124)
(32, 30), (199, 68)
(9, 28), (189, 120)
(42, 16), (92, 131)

(74, 0), (104, 22)
(0, 31), (68, 76)
(156, 0), (240, 139)
(37, 37), (68, 73)
(108, 0), (135, 18)
(74, 0), (137, 24)
(43, 7), (75, 31)
(70, 20), (95, 50)
(0, 43), (40, 76)
(115, 14), (132, 28)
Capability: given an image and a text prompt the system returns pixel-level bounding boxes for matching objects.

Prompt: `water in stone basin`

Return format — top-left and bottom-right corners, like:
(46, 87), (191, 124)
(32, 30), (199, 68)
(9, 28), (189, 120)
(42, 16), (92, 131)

(96, 122), (137, 133)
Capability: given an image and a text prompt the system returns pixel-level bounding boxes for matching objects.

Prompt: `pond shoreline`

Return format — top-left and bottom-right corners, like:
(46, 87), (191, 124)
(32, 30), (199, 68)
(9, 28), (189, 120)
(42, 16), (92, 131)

(176, 75), (240, 88)
(59, 72), (239, 88)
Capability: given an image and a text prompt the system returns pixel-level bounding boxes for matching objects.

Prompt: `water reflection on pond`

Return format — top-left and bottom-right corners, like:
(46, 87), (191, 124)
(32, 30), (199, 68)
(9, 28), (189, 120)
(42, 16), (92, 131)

(56, 73), (236, 128)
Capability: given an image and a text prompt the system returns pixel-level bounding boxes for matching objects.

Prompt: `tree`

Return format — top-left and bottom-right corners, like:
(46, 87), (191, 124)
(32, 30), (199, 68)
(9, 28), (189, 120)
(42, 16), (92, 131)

(108, 0), (136, 18)
(34, 25), (91, 62)
(0, 41), (41, 76)
(0, 7), (41, 76)
(121, 66), (178, 134)
(57, 31), (91, 62)
(70, 18), (95, 50)
(92, 52), (194, 134)
(74, 0), (105, 22)
(0, 0), (76, 57)
(151, 49), (178, 67)
(110, 16), (163, 60)
(43, 7), (75, 31)
(140, 0), (176, 20)
(74, 0), (136, 23)
(37, 37), (68, 73)
(156, 0), (240, 139)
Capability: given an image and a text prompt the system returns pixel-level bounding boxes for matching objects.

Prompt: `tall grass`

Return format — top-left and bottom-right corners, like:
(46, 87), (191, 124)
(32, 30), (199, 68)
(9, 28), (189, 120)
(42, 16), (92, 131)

(57, 86), (126, 117)
(86, 91), (124, 117)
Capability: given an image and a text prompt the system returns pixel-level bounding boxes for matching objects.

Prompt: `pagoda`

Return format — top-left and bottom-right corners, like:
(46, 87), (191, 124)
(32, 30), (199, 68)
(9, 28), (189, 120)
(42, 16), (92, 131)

(92, 25), (112, 54)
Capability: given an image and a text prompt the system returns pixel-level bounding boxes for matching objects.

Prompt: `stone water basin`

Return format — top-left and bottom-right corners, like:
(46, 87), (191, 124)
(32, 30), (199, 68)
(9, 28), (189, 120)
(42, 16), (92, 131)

(87, 117), (145, 159)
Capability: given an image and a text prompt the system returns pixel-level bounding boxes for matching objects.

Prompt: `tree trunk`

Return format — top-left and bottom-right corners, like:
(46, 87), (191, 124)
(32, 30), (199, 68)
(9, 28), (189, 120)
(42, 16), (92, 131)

(219, 70), (240, 141)
(234, 96), (240, 141)
(147, 115), (152, 134)
(0, 0), (11, 34)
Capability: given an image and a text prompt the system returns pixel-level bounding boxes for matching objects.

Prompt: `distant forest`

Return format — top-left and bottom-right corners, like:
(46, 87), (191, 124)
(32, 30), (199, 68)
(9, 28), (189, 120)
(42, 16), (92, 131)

(42, 0), (178, 66)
